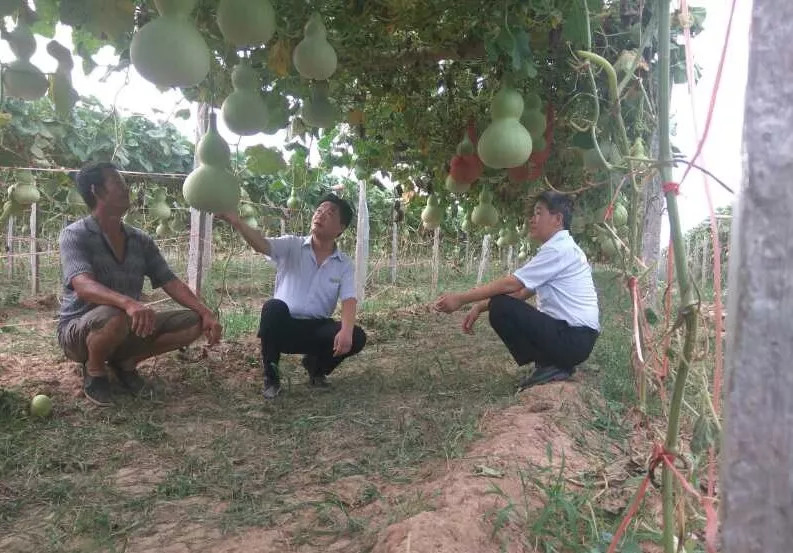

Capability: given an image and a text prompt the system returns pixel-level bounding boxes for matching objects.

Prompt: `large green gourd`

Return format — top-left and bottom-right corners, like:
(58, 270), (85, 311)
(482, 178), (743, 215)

(46, 40), (79, 116)
(421, 194), (443, 229)
(217, 0), (276, 47)
(182, 113), (240, 213)
(471, 187), (499, 228)
(292, 13), (337, 81)
(2, 23), (48, 100)
(477, 86), (532, 169)
(221, 61), (267, 136)
(130, 0), (210, 88)
(301, 83), (339, 129)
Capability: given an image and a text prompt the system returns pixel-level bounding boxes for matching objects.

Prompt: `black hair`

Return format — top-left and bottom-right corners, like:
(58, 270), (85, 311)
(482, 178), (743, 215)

(317, 193), (354, 229)
(75, 162), (119, 209)
(535, 191), (573, 230)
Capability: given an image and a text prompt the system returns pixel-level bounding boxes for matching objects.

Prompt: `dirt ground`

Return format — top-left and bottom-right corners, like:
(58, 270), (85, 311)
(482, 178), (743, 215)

(0, 296), (664, 553)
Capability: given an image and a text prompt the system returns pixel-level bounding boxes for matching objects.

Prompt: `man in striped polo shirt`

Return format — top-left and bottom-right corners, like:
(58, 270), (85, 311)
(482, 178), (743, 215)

(58, 162), (222, 406)
(434, 191), (600, 390)
(219, 194), (366, 399)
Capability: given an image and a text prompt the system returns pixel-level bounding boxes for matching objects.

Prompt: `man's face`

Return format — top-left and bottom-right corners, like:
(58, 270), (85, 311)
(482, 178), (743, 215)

(311, 201), (344, 239)
(528, 201), (562, 243)
(95, 169), (130, 213)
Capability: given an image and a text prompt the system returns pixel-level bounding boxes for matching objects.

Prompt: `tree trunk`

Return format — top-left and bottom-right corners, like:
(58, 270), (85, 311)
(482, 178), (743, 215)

(722, 1), (793, 550)
(641, 130), (664, 306)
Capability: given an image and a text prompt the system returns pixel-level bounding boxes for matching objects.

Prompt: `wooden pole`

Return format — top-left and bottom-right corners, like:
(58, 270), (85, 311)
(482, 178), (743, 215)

(722, 0), (793, 550)
(6, 216), (14, 280)
(477, 234), (491, 285)
(187, 104), (212, 295)
(390, 221), (398, 284)
(29, 204), (39, 295)
(431, 226), (440, 296)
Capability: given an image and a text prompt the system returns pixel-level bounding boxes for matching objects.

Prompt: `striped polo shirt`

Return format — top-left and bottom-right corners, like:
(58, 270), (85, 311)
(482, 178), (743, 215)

(267, 235), (356, 319)
(58, 216), (176, 330)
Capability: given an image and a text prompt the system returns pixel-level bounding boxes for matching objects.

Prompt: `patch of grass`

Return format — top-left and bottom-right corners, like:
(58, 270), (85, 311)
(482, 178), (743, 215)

(220, 308), (260, 341)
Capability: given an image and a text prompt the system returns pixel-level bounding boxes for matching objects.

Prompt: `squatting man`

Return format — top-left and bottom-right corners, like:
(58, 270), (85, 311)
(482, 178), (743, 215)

(434, 191), (600, 389)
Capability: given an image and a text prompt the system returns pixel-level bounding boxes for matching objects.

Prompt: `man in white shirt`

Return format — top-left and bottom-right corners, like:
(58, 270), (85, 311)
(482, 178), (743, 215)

(219, 194), (366, 399)
(434, 191), (599, 389)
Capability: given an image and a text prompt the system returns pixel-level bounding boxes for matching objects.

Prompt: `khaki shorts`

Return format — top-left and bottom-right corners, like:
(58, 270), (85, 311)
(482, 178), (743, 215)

(58, 305), (200, 364)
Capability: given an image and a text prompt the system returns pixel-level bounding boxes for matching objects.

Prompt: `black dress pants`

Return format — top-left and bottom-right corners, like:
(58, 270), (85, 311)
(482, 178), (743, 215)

(257, 299), (367, 375)
(488, 294), (598, 369)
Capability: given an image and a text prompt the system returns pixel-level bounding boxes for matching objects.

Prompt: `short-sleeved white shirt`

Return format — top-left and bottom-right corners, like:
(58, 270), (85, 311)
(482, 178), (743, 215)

(513, 230), (600, 331)
(267, 235), (357, 319)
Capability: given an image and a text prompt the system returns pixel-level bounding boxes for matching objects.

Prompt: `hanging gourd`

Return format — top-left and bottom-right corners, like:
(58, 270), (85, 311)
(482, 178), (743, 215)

(46, 40), (79, 117)
(66, 187), (87, 211)
(421, 194), (443, 230)
(449, 126), (483, 187)
(471, 187), (499, 228)
(292, 13), (337, 81)
(216, 0), (276, 47)
(612, 203), (628, 227)
(286, 187), (300, 209)
(521, 108), (546, 151)
(0, 0), (18, 17)
(262, 92), (290, 134)
(148, 188), (172, 221)
(477, 86), (532, 169)
(221, 60), (267, 136)
(182, 113), (240, 213)
(301, 83), (339, 129)
(445, 173), (469, 194)
(598, 229), (620, 259)
(155, 221), (170, 237)
(461, 209), (472, 233)
(130, 0), (210, 88)
(516, 245), (528, 263)
(2, 23), (48, 100)
(9, 171), (40, 206)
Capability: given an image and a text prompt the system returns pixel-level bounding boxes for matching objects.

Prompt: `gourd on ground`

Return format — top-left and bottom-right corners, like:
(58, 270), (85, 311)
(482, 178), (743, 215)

(477, 86), (532, 169)
(221, 61), (267, 136)
(471, 187), (499, 228)
(293, 13), (337, 80)
(182, 113), (240, 213)
(216, 0), (276, 47)
(421, 194), (443, 230)
(2, 23), (48, 100)
(46, 40), (79, 116)
(130, 0), (210, 88)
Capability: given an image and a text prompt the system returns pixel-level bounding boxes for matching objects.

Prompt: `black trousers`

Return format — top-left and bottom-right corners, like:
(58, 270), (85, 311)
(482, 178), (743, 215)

(488, 294), (598, 369)
(257, 299), (367, 375)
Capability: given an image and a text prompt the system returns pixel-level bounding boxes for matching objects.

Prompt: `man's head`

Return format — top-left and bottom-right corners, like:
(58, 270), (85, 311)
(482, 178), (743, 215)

(75, 162), (130, 215)
(528, 191), (572, 243)
(311, 193), (354, 240)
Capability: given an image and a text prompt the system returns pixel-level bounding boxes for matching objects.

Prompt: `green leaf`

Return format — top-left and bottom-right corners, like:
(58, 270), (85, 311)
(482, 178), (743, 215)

(245, 145), (287, 175)
(30, 0), (59, 38)
(174, 109), (191, 120)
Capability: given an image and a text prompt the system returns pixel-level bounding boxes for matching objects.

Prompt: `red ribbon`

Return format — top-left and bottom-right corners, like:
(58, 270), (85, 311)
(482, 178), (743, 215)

(662, 181), (680, 195)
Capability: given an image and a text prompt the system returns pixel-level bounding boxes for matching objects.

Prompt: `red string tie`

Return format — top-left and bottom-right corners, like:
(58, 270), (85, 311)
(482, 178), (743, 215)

(663, 181), (680, 195)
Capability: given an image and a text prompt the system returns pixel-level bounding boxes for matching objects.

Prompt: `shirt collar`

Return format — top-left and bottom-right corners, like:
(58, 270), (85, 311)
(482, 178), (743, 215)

(85, 215), (130, 237)
(302, 235), (342, 260)
(541, 229), (570, 247)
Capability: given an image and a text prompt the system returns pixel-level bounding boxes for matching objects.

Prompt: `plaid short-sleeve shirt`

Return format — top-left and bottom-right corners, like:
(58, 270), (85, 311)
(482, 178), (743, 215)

(57, 216), (176, 330)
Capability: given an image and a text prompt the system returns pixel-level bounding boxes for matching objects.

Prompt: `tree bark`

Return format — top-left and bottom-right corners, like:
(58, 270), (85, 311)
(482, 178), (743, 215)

(641, 130), (664, 306)
(722, 1), (793, 550)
